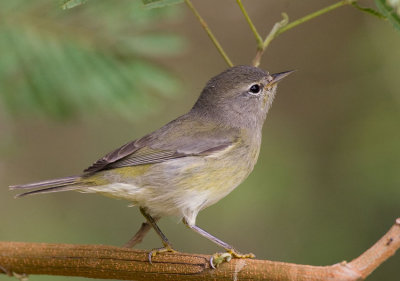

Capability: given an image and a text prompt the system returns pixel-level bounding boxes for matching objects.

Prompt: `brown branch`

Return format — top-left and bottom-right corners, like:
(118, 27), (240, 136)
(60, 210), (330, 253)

(0, 218), (399, 280)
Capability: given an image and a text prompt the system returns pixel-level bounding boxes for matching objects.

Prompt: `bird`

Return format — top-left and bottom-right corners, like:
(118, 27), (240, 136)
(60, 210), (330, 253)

(10, 65), (293, 266)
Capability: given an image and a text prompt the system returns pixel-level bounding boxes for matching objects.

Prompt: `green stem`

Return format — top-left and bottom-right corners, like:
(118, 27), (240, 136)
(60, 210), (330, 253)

(262, 13), (289, 50)
(236, 0), (263, 49)
(184, 0), (233, 67)
(276, 0), (355, 36)
(253, 0), (355, 66)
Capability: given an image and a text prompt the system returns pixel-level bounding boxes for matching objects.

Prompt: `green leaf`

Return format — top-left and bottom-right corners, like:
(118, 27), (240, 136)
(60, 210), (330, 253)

(142, 0), (183, 9)
(375, 0), (400, 31)
(61, 0), (88, 10)
(352, 3), (386, 19)
(0, 0), (185, 120)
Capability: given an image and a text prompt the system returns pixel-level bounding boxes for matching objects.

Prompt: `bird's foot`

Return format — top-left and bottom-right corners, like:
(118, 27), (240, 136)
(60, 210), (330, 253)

(210, 249), (255, 268)
(210, 252), (232, 268)
(227, 248), (255, 259)
(148, 244), (177, 264)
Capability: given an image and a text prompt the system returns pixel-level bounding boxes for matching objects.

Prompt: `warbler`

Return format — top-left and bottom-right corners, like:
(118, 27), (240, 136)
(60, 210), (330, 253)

(10, 65), (293, 264)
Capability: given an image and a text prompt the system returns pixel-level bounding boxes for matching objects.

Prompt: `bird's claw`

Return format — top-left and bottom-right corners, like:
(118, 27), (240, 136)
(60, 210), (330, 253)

(210, 249), (255, 268)
(148, 245), (177, 264)
(210, 252), (232, 268)
(227, 249), (255, 259)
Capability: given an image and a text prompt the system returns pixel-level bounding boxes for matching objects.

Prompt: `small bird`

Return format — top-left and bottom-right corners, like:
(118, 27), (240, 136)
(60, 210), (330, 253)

(10, 65), (293, 265)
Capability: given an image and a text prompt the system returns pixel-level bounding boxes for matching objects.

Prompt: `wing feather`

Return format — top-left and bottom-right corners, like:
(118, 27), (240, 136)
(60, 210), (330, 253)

(83, 115), (239, 174)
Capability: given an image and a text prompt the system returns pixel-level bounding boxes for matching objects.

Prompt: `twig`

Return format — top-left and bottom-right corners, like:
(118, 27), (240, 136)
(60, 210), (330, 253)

(236, 0), (263, 48)
(0, 218), (399, 280)
(184, 0), (234, 67)
(276, 0), (355, 36)
(252, 0), (356, 67)
(252, 13), (288, 67)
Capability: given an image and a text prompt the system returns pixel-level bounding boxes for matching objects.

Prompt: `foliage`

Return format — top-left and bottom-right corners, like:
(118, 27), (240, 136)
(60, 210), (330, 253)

(0, 0), (185, 120)
(61, 0), (88, 10)
(351, 2), (386, 19)
(375, 0), (400, 30)
(142, 0), (183, 9)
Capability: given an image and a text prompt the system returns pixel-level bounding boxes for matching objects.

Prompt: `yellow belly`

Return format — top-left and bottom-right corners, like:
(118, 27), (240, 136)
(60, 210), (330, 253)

(82, 138), (260, 225)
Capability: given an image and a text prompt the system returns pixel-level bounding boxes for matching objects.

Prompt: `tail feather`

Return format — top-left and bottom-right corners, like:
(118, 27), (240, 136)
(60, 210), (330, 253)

(9, 176), (83, 197)
(15, 185), (85, 198)
(9, 176), (79, 190)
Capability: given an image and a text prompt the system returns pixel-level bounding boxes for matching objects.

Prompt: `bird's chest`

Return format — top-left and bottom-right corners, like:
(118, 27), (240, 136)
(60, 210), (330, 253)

(196, 138), (260, 205)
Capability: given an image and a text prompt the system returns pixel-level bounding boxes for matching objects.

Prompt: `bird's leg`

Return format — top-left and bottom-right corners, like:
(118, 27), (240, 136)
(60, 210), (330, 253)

(182, 218), (255, 268)
(139, 207), (176, 263)
(123, 221), (153, 248)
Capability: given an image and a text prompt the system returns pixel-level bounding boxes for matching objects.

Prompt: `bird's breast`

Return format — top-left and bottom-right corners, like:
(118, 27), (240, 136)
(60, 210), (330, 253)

(198, 133), (261, 204)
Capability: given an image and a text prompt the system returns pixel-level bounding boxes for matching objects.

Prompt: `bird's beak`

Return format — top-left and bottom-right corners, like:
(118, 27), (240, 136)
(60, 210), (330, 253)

(266, 70), (296, 87)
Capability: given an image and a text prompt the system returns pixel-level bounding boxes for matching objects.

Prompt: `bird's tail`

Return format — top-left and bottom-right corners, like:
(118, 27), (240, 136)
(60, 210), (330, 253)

(9, 176), (85, 198)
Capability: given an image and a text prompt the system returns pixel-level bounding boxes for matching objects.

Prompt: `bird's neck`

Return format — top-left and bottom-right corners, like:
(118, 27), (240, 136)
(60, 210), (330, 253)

(189, 105), (266, 133)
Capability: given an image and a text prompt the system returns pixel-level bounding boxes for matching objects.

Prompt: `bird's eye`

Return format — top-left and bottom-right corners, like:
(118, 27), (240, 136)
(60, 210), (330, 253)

(249, 84), (261, 94)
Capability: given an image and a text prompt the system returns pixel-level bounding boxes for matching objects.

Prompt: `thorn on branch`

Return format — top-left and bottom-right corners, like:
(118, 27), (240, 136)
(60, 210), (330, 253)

(0, 265), (11, 276)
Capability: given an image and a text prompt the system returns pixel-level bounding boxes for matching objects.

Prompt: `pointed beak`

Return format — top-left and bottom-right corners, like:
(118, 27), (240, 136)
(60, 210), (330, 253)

(267, 70), (296, 87)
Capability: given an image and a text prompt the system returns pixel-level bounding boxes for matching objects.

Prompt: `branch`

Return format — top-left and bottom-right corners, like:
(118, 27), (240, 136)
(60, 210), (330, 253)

(236, 0), (264, 49)
(1, 218), (399, 280)
(252, 0), (355, 67)
(184, 0), (234, 67)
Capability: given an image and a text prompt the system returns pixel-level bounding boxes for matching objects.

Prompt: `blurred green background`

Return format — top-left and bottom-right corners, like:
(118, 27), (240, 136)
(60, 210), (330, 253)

(1, 0), (399, 280)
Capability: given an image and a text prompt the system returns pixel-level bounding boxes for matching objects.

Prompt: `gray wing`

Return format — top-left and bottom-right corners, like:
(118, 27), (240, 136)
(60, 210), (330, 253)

(84, 115), (239, 174)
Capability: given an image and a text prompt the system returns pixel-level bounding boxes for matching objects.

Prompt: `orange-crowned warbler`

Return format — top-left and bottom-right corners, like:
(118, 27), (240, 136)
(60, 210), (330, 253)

(10, 65), (293, 266)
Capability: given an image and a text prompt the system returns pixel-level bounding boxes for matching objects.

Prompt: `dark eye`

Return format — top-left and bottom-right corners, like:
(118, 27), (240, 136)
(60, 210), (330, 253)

(249, 84), (261, 94)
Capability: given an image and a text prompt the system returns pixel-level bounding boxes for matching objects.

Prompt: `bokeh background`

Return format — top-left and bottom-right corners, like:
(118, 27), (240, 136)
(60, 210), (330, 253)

(1, 0), (399, 280)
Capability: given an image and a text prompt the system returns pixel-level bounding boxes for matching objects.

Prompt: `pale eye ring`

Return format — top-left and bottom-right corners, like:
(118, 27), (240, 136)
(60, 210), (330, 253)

(248, 84), (261, 95)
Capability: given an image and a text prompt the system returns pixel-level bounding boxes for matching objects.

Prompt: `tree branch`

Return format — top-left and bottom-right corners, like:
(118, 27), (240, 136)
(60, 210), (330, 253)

(0, 218), (399, 280)
(184, 0), (234, 67)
